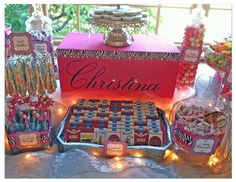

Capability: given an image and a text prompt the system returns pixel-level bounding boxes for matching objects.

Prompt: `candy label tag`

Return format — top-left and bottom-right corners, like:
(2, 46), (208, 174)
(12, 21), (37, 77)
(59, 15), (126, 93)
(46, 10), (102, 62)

(33, 40), (50, 55)
(103, 140), (127, 157)
(191, 136), (219, 155)
(16, 131), (41, 149)
(182, 48), (201, 64)
(10, 32), (33, 54)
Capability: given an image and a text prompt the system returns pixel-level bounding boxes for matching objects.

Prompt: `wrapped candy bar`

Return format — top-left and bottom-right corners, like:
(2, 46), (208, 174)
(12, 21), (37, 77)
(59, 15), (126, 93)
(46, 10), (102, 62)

(121, 127), (134, 145)
(134, 126), (149, 145)
(94, 127), (107, 144)
(80, 124), (94, 143)
(149, 128), (163, 146)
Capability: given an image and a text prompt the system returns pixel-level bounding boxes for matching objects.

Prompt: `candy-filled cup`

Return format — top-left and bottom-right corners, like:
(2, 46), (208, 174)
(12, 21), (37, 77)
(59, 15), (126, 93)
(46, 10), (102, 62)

(170, 99), (228, 165)
(204, 46), (231, 72)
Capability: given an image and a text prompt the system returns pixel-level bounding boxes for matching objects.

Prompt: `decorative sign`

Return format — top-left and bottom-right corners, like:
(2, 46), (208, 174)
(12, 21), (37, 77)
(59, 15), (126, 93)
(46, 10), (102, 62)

(57, 32), (180, 99)
(10, 32), (33, 54)
(33, 40), (50, 55)
(182, 48), (201, 64)
(58, 57), (179, 99)
(191, 136), (219, 155)
(16, 131), (41, 149)
(103, 140), (127, 157)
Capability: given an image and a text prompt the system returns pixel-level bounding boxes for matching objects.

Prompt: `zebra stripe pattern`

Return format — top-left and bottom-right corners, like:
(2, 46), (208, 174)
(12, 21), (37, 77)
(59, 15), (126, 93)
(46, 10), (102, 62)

(8, 136), (16, 146)
(56, 49), (180, 61)
(41, 133), (50, 143)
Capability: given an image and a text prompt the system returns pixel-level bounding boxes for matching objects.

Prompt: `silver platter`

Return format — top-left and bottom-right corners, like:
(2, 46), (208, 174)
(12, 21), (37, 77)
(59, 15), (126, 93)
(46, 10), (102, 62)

(56, 105), (172, 161)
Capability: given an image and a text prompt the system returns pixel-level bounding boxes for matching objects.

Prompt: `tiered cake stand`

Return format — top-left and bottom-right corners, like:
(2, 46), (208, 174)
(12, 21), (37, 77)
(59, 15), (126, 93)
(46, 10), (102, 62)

(89, 6), (148, 47)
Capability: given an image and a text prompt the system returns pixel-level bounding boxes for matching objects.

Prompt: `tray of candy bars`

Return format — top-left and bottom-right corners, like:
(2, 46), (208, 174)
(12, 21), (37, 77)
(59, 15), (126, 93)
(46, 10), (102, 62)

(56, 99), (172, 159)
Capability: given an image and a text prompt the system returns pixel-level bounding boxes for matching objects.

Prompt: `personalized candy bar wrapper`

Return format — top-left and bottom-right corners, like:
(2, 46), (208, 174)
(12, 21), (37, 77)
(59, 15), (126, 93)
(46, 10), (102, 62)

(5, 95), (54, 154)
(171, 103), (227, 155)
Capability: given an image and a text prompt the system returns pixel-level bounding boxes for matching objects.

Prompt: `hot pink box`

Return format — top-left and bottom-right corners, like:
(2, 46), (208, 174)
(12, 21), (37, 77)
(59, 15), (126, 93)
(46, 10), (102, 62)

(56, 33), (180, 98)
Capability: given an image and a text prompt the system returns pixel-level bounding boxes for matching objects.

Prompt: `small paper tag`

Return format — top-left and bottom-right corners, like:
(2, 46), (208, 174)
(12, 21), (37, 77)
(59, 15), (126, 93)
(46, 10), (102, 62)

(9, 32), (33, 54)
(16, 131), (41, 149)
(191, 136), (219, 155)
(182, 48), (201, 64)
(33, 40), (50, 55)
(103, 140), (127, 157)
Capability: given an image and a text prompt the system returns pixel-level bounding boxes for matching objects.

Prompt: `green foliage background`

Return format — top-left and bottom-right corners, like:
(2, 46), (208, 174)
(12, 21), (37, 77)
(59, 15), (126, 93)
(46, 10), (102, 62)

(5, 4), (159, 37)
(5, 4), (30, 32)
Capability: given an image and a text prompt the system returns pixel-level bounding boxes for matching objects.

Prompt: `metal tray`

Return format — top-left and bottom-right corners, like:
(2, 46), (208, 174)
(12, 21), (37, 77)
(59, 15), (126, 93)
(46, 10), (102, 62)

(56, 104), (172, 160)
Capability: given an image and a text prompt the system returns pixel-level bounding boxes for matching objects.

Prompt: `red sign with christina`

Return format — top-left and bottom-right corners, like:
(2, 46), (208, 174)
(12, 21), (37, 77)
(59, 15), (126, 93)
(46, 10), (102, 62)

(58, 57), (179, 98)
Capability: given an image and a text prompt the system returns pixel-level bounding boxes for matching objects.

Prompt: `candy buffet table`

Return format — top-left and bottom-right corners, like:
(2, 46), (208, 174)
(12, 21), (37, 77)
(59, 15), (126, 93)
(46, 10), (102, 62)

(5, 63), (231, 178)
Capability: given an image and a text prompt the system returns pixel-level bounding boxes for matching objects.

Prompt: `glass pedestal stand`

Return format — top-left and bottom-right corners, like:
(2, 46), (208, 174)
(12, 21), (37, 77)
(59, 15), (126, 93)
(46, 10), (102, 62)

(89, 11), (147, 47)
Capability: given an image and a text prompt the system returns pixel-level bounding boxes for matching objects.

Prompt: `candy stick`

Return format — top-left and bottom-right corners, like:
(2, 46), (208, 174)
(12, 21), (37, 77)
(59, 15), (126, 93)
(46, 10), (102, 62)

(6, 65), (17, 95)
(36, 113), (42, 131)
(25, 62), (33, 95)
(47, 61), (57, 94)
(31, 111), (37, 130)
(37, 62), (46, 95)
(5, 68), (12, 95)
(29, 61), (37, 95)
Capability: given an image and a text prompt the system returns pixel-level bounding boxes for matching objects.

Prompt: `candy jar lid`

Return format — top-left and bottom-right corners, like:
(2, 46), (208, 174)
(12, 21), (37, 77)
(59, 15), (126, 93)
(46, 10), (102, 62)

(25, 10), (43, 32)
(191, 4), (206, 25)
(25, 5), (52, 35)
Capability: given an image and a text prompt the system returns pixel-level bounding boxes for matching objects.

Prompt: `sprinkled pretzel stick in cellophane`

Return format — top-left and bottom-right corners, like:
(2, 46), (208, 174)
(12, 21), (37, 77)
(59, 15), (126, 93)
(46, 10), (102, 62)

(36, 60), (46, 96)
(40, 56), (47, 88)
(25, 58), (36, 96)
(45, 54), (56, 94)
(15, 59), (26, 96)
(5, 68), (12, 96)
(34, 60), (40, 95)
(43, 54), (51, 94)
(6, 61), (17, 96)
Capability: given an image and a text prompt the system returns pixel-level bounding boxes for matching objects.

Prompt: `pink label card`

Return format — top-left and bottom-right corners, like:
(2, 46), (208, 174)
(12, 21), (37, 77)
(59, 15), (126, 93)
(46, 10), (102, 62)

(190, 136), (220, 155)
(16, 131), (41, 149)
(103, 140), (127, 157)
(182, 47), (201, 64)
(10, 32), (33, 54)
(32, 40), (51, 56)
